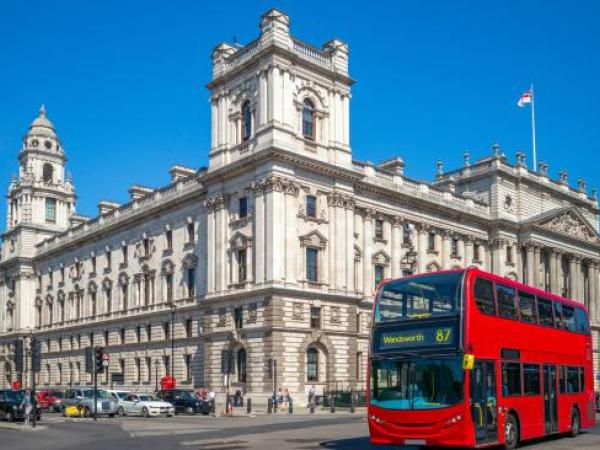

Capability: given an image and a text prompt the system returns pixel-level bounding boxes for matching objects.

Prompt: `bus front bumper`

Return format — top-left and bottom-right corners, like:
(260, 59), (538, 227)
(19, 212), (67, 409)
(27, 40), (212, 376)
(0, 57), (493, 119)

(368, 406), (476, 448)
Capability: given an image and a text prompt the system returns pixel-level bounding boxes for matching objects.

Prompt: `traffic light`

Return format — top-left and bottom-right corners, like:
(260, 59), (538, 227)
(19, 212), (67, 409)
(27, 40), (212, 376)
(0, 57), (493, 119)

(31, 338), (41, 373)
(14, 339), (23, 374)
(85, 347), (94, 374)
(95, 347), (104, 373)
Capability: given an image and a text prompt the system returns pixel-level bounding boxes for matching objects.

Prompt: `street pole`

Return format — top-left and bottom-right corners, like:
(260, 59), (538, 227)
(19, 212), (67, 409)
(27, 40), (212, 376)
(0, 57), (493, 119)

(169, 303), (176, 379)
(93, 354), (98, 421)
(155, 360), (159, 391)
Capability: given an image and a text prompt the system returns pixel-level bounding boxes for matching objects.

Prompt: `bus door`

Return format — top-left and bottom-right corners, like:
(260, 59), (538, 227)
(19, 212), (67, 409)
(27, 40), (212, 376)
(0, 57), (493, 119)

(543, 364), (558, 434)
(470, 360), (498, 444)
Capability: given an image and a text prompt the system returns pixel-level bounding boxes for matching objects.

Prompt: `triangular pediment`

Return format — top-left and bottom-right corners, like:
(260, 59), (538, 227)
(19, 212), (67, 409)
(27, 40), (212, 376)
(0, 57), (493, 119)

(532, 207), (600, 245)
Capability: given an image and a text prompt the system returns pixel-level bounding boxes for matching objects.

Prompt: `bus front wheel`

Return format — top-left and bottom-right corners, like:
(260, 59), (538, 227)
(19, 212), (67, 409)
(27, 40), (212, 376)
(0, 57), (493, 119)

(569, 407), (580, 438)
(504, 413), (519, 450)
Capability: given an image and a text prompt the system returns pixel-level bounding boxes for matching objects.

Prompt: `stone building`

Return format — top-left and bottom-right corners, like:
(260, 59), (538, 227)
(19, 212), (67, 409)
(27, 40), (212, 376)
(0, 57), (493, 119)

(1, 9), (599, 400)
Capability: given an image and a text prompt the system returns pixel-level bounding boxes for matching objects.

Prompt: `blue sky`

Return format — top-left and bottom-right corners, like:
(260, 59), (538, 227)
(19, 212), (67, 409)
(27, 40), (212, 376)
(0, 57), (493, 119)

(1, 1), (598, 222)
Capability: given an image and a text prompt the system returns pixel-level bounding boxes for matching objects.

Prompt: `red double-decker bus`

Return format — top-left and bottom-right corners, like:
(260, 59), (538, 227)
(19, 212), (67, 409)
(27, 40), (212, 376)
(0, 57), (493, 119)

(368, 267), (595, 449)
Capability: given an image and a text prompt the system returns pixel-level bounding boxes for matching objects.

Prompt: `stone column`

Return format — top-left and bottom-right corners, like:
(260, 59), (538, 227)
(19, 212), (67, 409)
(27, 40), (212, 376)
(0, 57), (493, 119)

(416, 224), (429, 273)
(390, 216), (403, 278)
(464, 236), (474, 267)
(568, 256), (577, 299)
(549, 250), (559, 294)
(253, 183), (265, 285)
(592, 263), (599, 324)
(532, 246), (541, 288)
(345, 198), (355, 292)
(283, 179), (299, 284)
(441, 231), (452, 269)
(525, 242), (538, 286)
(264, 177), (284, 283)
(491, 240), (503, 275)
(362, 209), (375, 295)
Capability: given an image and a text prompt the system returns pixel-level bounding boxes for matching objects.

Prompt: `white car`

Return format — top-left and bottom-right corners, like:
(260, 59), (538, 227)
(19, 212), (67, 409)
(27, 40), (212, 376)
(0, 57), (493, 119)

(118, 393), (175, 417)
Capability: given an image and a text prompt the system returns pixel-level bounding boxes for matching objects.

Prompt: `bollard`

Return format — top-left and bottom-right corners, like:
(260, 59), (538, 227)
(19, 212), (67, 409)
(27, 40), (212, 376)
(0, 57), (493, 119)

(247, 398), (252, 414)
(267, 397), (273, 414)
(330, 395), (335, 413)
(211, 399), (216, 415)
(288, 398), (293, 414)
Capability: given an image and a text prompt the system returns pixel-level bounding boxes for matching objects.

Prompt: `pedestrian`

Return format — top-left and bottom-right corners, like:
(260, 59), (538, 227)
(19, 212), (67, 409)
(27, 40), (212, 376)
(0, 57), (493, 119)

(308, 385), (315, 407)
(283, 388), (290, 409)
(197, 386), (206, 401)
(21, 389), (33, 426)
(277, 387), (284, 412)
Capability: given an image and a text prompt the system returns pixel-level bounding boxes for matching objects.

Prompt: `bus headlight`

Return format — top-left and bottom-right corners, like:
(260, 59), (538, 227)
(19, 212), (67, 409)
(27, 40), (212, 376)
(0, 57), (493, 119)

(370, 414), (386, 424)
(445, 414), (462, 425)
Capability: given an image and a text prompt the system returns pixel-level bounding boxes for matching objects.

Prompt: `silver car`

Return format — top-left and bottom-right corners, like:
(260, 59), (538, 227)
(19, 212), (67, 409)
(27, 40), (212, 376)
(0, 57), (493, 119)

(62, 388), (118, 417)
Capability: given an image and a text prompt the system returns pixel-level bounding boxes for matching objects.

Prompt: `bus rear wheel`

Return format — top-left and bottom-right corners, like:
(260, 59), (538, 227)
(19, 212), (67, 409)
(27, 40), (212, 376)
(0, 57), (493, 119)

(504, 413), (519, 450)
(569, 408), (580, 437)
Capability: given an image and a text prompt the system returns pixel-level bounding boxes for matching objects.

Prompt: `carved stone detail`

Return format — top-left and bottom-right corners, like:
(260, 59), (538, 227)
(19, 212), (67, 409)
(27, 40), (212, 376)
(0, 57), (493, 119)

(540, 210), (598, 244)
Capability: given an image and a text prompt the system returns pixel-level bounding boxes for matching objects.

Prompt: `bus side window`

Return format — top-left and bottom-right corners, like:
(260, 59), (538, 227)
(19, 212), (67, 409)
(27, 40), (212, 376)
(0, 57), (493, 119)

(473, 278), (496, 316)
(574, 307), (590, 334)
(554, 302), (565, 329)
(566, 366), (579, 393)
(518, 291), (537, 323)
(579, 367), (585, 392)
(497, 284), (517, 319)
(561, 304), (576, 332)
(536, 297), (554, 327)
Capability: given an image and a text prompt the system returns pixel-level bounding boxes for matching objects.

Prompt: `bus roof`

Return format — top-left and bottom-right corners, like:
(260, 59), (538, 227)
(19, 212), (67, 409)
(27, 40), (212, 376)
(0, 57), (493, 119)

(377, 267), (588, 313)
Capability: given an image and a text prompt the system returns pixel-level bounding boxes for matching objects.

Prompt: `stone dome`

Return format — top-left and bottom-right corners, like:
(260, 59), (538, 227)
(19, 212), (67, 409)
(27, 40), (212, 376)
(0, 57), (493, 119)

(27, 105), (57, 138)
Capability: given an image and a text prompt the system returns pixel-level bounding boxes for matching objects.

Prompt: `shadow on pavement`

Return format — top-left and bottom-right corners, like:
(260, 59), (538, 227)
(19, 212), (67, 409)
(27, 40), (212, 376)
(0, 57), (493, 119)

(318, 437), (413, 449)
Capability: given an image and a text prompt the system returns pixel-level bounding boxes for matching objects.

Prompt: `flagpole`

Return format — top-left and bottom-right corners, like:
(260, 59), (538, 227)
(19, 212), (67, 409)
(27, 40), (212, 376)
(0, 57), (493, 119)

(530, 83), (537, 170)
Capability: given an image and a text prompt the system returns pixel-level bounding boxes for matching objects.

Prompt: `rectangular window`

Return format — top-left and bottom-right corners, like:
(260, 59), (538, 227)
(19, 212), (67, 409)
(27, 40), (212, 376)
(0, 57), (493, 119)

(473, 278), (496, 315)
(143, 238), (150, 257)
(497, 284), (517, 319)
(120, 328), (125, 344)
(165, 273), (173, 302)
(185, 354), (192, 382)
(374, 220), (384, 239)
(187, 268), (195, 298)
(136, 326), (141, 343)
(561, 304), (576, 332)
(163, 356), (170, 376)
(506, 245), (513, 264)
(239, 197), (248, 218)
(356, 352), (363, 381)
(145, 357), (151, 382)
(374, 265), (385, 287)
(234, 307), (243, 329)
(451, 238), (459, 257)
(185, 319), (192, 338)
(187, 222), (195, 243)
(502, 362), (522, 396)
(306, 195), (317, 218)
(356, 313), (361, 333)
(106, 250), (111, 270)
(134, 358), (141, 383)
(428, 232), (436, 251)
(537, 297), (554, 327)
(579, 367), (585, 392)
(104, 330), (109, 346)
(146, 324), (152, 341)
(164, 322), (170, 340)
(575, 307), (590, 334)
(554, 302), (565, 329)
(523, 364), (541, 395)
(518, 291), (537, 323)
(473, 243), (480, 261)
(165, 229), (173, 251)
(559, 366), (566, 393)
(91, 256), (97, 273)
(60, 267), (65, 283)
(566, 366), (581, 393)
(45, 198), (57, 223)
(306, 248), (318, 282)
(122, 245), (128, 265)
(238, 249), (247, 282)
(310, 306), (321, 329)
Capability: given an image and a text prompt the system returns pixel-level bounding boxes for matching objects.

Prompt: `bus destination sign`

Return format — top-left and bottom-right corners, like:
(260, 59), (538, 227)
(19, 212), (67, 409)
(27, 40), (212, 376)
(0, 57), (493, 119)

(377, 324), (456, 351)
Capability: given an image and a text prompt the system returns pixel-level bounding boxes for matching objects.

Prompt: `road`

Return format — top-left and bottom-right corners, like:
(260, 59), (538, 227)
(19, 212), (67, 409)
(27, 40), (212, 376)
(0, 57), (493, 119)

(0, 412), (599, 449)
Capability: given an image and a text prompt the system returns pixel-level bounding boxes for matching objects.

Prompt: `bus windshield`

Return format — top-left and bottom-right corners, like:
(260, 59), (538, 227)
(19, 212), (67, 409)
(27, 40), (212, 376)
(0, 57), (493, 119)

(370, 356), (464, 410)
(375, 271), (464, 323)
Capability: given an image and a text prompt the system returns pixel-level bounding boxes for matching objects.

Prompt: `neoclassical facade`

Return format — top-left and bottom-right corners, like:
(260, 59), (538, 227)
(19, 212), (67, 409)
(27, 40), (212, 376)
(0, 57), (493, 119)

(1, 9), (599, 399)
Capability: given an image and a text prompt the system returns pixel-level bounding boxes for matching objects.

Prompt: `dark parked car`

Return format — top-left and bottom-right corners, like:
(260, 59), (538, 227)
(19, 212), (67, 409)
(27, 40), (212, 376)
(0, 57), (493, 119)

(596, 391), (600, 413)
(157, 389), (211, 415)
(0, 390), (42, 422)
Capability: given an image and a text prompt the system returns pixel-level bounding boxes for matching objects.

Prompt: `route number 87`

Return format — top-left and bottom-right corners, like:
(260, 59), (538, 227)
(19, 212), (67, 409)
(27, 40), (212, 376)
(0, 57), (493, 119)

(435, 328), (452, 343)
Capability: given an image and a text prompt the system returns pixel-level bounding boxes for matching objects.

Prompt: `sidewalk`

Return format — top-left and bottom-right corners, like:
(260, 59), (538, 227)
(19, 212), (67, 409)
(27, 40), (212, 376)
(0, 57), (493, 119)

(0, 422), (47, 432)
(218, 406), (367, 417)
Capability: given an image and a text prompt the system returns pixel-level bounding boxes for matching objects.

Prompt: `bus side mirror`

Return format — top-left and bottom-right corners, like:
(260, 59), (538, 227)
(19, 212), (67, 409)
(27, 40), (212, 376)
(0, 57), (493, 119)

(463, 354), (475, 370)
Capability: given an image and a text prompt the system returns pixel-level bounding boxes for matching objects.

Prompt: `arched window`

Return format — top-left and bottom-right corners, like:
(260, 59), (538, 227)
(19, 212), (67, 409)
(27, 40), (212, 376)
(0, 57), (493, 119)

(302, 99), (315, 139)
(42, 163), (53, 183)
(242, 101), (252, 141)
(237, 348), (247, 383)
(307, 347), (319, 381)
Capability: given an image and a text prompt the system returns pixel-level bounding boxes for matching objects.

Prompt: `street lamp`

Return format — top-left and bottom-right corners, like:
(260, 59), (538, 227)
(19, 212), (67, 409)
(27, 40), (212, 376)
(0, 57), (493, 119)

(168, 302), (176, 378)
